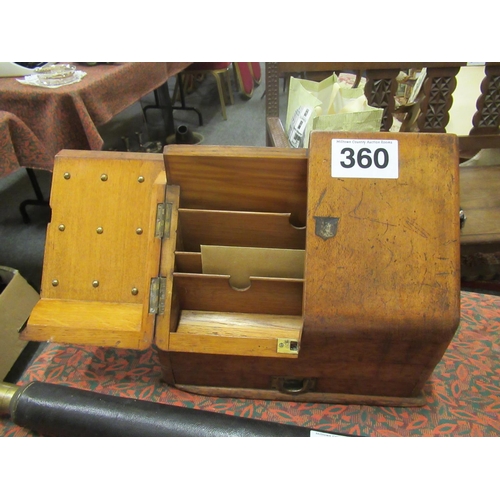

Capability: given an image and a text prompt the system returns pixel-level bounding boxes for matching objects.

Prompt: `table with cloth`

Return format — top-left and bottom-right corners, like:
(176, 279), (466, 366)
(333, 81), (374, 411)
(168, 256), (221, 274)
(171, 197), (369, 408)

(0, 291), (498, 437)
(0, 62), (191, 178)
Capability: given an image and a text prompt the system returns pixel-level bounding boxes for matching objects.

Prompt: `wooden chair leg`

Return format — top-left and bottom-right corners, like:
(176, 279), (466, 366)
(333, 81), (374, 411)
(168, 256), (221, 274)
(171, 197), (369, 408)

(224, 70), (234, 105)
(213, 72), (227, 120)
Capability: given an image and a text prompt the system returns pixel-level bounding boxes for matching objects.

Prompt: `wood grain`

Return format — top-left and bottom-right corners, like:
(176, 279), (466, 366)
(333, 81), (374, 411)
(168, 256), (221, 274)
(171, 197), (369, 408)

(24, 149), (165, 348)
(303, 131), (461, 337)
(178, 209), (306, 251)
(164, 145), (308, 227)
(172, 274), (303, 316)
(23, 299), (147, 349)
(173, 384), (426, 406)
(169, 310), (302, 358)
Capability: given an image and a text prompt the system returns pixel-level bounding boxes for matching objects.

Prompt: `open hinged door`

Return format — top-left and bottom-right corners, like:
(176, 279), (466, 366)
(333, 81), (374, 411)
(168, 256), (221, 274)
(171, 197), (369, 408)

(23, 150), (170, 350)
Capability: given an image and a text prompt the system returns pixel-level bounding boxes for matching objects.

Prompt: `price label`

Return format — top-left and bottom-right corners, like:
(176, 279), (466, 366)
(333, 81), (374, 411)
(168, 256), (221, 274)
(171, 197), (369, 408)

(331, 139), (399, 179)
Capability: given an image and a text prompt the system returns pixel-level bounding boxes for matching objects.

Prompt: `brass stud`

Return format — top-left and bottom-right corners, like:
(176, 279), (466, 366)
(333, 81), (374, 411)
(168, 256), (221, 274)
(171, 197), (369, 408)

(131, 287), (139, 295)
(92, 280), (99, 288)
(58, 224), (65, 231)
(100, 174), (108, 182)
(52, 279), (59, 287)
(138, 176), (145, 183)
(136, 228), (143, 235)
(96, 227), (103, 234)
(63, 172), (71, 180)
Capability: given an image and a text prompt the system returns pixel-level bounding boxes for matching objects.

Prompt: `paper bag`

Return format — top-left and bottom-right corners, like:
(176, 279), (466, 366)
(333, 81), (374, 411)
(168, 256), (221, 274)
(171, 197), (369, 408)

(286, 74), (384, 148)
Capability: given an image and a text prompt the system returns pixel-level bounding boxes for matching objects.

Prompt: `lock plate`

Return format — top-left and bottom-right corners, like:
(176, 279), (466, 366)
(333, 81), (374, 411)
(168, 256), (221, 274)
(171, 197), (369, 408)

(277, 338), (299, 354)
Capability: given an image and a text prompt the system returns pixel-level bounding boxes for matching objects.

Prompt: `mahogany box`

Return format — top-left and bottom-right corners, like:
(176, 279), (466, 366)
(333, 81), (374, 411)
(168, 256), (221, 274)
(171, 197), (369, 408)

(23, 131), (461, 406)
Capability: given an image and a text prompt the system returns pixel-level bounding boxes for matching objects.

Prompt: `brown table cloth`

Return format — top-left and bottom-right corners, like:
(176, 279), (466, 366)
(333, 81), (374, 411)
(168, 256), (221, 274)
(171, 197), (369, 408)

(0, 111), (53, 177)
(0, 62), (190, 178)
(1, 291), (499, 437)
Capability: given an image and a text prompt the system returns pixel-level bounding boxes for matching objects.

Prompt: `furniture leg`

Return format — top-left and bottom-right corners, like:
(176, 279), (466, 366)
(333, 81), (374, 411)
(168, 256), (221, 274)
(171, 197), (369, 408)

(214, 72), (227, 120)
(171, 74), (203, 126)
(19, 168), (49, 224)
(155, 82), (176, 138)
(225, 70), (234, 105)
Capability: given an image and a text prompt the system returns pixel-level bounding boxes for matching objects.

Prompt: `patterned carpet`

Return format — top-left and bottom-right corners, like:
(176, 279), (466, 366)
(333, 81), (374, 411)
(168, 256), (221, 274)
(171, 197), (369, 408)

(1, 291), (499, 437)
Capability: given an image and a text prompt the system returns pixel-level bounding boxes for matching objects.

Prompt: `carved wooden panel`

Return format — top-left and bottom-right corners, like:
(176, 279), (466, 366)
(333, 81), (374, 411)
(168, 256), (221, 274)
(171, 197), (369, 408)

(471, 64), (500, 135)
(364, 69), (399, 131)
(265, 62), (280, 119)
(265, 62), (281, 146)
(417, 66), (461, 133)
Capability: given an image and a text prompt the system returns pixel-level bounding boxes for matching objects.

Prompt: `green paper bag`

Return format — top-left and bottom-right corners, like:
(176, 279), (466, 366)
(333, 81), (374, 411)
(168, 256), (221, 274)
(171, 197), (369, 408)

(286, 74), (384, 148)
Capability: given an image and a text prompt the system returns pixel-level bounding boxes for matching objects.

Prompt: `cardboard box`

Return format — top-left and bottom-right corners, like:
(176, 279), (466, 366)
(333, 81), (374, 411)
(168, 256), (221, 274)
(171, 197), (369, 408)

(0, 266), (40, 380)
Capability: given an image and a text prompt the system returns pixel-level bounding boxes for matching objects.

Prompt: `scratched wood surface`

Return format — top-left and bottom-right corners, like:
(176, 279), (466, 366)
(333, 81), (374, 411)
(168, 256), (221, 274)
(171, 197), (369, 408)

(304, 131), (461, 338)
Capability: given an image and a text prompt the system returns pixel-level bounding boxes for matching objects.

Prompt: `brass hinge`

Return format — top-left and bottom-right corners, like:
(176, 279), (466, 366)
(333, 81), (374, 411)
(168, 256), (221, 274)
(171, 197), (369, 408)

(149, 277), (167, 315)
(155, 202), (173, 239)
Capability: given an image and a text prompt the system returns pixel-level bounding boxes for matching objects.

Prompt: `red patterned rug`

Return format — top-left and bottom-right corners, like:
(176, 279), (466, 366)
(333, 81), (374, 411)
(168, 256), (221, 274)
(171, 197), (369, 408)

(1, 291), (499, 437)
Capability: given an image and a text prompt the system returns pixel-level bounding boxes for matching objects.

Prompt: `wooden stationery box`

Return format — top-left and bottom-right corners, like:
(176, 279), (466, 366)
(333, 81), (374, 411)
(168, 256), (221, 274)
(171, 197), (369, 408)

(23, 131), (461, 406)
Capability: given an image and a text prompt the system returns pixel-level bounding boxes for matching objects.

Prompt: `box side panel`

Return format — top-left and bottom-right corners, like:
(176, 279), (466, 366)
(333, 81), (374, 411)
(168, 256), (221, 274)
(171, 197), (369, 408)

(303, 131), (461, 338)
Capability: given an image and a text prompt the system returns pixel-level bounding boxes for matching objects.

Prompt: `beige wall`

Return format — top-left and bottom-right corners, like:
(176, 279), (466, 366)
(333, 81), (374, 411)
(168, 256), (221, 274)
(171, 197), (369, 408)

(446, 64), (485, 135)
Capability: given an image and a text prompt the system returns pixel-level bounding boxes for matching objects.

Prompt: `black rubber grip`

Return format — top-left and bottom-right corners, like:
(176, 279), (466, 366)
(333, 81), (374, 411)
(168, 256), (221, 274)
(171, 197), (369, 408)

(10, 382), (323, 437)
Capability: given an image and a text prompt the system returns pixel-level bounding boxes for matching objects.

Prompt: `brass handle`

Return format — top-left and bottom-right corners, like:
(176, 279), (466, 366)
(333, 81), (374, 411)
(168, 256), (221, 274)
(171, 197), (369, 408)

(273, 377), (315, 395)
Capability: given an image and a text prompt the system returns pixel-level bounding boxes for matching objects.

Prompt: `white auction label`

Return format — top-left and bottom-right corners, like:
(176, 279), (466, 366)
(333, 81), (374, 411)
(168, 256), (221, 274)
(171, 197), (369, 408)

(310, 430), (347, 437)
(331, 139), (399, 179)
